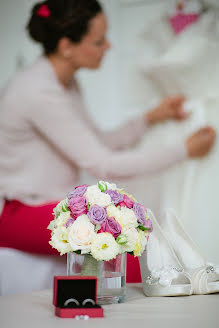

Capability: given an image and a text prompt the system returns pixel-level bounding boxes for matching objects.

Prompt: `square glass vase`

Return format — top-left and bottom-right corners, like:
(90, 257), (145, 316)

(67, 252), (126, 305)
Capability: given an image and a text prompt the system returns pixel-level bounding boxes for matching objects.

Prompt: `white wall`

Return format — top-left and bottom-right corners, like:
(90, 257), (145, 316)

(0, 0), (173, 128)
(0, 0), (41, 85)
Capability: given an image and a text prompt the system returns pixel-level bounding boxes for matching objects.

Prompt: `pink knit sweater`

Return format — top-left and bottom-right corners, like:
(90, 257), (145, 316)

(0, 56), (187, 211)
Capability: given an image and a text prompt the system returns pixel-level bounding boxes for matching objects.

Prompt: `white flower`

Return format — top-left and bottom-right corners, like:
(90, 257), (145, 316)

(118, 207), (138, 229)
(55, 211), (71, 227)
(54, 198), (69, 218)
(121, 228), (139, 252)
(47, 182), (152, 258)
(106, 205), (121, 222)
(91, 233), (120, 261)
(47, 220), (55, 231)
(68, 215), (96, 253)
(107, 206), (138, 230)
(85, 185), (111, 207)
(49, 227), (71, 255)
(99, 181), (118, 191)
(133, 230), (147, 257)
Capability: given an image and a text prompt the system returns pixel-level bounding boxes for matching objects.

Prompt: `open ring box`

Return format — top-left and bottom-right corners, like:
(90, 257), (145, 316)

(53, 276), (104, 318)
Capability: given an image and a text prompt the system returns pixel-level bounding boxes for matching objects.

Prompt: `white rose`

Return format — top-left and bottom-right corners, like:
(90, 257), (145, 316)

(85, 185), (111, 207)
(121, 228), (139, 252)
(49, 227), (71, 255)
(118, 207), (138, 229)
(68, 215), (96, 253)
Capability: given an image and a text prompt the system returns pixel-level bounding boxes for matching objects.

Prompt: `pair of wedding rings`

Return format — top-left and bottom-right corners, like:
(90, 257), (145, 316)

(64, 298), (95, 307)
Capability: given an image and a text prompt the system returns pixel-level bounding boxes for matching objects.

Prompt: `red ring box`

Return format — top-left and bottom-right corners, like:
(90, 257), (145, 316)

(53, 276), (104, 318)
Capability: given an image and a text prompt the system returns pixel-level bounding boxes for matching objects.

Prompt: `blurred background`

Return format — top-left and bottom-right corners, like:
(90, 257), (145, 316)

(1, 0), (219, 262)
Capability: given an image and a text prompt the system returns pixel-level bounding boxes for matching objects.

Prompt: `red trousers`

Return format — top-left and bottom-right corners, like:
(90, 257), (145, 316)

(0, 200), (141, 283)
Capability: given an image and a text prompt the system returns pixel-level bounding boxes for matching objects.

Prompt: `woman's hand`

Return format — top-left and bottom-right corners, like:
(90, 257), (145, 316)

(186, 126), (216, 158)
(146, 95), (188, 125)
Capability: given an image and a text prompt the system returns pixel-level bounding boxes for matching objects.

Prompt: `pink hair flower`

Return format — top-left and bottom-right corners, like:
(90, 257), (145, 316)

(37, 4), (51, 18)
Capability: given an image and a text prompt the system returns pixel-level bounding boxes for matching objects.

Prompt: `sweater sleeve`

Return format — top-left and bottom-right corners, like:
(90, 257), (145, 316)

(83, 112), (149, 150)
(28, 92), (187, 180)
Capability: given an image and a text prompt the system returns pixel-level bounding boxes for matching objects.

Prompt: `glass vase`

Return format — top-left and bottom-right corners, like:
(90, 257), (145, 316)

(67, 252), (126, 305)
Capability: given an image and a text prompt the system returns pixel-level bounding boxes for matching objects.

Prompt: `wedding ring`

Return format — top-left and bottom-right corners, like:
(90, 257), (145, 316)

(82, 298), (95, 306)
(64, 298), (80, 307)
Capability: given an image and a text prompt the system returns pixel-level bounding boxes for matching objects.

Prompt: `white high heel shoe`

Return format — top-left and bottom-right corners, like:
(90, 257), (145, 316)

(139, 209), (192, 297)
(160, 208), (219, 295)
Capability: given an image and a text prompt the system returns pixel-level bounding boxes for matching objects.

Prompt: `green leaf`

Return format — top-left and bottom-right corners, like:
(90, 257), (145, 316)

(128, 252), (134, 256)
(138, 224), (151, 231)
(116, 234), (128, 245)
(98, 181), (107, 192)
(74, 250), (81, 255)
(62, 203), (69, 212)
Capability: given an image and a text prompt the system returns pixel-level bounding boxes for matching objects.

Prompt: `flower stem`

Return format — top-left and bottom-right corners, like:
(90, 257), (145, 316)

(81, 255), (103, 294)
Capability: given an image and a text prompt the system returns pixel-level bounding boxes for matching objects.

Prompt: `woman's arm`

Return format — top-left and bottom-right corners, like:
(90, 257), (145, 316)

(81, 95), (187, 151)
(84, 112), (148, 151)
(28, 91), (187, 180)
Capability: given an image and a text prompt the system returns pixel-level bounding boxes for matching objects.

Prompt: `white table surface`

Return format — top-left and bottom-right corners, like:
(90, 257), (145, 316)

(0, 284), (219, 328)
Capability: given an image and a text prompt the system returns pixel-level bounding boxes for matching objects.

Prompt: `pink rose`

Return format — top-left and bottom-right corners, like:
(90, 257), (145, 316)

(118, 195), (134, 209)
(68, 196), (87, 219)
(101, 217), (122, 238)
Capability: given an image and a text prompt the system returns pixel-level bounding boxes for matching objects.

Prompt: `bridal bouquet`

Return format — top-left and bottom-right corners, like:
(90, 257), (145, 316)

(48, 181), (153, 261)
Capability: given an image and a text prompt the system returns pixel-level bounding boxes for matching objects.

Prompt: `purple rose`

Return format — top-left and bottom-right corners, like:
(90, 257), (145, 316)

(101, 217), (122, 238)
(68, 185), (88, 199)
(105, 190), (124, 205)
(134, 203), (146, 225)
(87, 205), (107, 225)
(145, 219), (153, 232)
(68, 196), (87, 218)
(64, 218), (75, 228)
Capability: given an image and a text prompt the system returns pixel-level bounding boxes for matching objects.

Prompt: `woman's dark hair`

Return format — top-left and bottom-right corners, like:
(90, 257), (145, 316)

(27, 0), (103, 54)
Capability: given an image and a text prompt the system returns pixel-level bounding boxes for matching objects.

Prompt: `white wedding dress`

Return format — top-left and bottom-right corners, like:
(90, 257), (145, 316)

(122, 1), (219, 263)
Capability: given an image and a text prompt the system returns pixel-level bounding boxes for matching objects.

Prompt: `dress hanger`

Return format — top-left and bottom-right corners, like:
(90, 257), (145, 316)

(174, 0), (210, 14)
